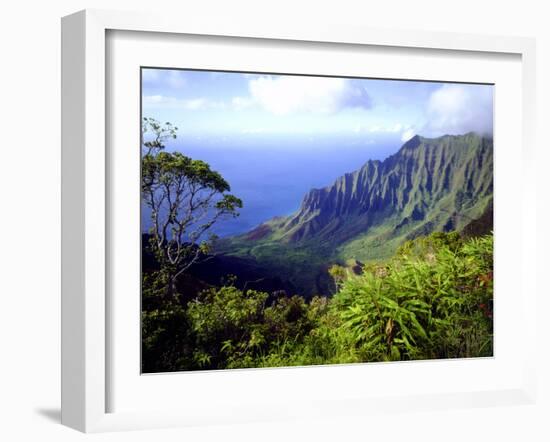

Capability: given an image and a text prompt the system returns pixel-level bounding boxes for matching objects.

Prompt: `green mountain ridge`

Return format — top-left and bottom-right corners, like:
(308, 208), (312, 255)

(217, 132), (493, 296)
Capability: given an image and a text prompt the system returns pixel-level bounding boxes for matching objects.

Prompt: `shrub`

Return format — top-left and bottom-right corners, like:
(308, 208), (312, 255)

(330, 232), (493, 361)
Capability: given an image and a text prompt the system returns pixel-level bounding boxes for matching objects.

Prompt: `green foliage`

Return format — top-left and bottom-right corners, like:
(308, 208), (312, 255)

(141, 117), (242, 299)
(142, 231), (493, 372)
(330, 232), (493, 361)
(328, 264), (346, 292)
(186, 284), (320, 369)
(142, 302), (195, 373)
(142, 117), (177, 156)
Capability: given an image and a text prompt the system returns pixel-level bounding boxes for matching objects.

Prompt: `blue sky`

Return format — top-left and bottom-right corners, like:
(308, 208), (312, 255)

(142, 68), (493, 150)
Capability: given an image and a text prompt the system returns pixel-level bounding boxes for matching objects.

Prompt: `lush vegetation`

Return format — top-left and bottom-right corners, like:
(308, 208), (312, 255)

(142, 231), (493, 372)
(141, 118), (493, 373)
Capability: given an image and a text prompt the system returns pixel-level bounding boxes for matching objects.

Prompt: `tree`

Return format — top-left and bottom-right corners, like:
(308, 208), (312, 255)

(141, 117), (243, 298)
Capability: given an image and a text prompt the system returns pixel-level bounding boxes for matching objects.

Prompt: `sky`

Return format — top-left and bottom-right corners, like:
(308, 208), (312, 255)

(142, 68), (494, 150)
(141, 69), (494, 236)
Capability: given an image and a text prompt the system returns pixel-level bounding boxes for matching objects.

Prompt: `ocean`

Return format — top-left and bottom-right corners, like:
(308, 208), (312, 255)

(141, 137), (400, 238)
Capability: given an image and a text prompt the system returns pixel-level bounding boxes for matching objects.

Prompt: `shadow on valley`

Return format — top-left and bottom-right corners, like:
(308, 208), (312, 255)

(142, 233), (298, 305)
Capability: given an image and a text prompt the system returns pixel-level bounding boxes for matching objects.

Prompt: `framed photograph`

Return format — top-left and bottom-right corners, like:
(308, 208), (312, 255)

(61, 9), (537, 432)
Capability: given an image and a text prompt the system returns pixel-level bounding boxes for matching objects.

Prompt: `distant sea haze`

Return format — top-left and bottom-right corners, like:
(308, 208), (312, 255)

(141, 137), (402, 237)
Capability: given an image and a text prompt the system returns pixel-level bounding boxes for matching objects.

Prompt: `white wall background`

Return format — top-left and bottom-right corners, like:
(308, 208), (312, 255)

(0, 1), (547, 440)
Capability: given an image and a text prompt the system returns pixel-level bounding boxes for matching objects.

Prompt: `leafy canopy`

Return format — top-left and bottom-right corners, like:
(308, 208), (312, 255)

(141, 117), (242, 298)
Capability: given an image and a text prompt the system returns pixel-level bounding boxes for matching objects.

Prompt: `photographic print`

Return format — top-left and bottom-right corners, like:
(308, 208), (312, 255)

(141, 68), (493, 373)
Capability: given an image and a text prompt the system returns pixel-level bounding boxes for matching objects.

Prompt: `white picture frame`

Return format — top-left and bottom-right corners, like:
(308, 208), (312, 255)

(61, 9), (537, 433)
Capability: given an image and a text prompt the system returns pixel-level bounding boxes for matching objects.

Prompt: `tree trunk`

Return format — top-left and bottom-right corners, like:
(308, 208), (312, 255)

(165, 273), (177, 301)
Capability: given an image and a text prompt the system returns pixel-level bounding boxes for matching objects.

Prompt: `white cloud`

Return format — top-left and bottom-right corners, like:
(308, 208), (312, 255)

(183, 98), (208, 110)
(247, 76), (371, 115)
(231, 96), (255, 111)
(353, 122), (409, 136)
(425, 84), (493, 136)
(241, 127), (266, 134)
(401, 128), (416, 142)
(144, 94), (172, 104)
(142, 95), (225, 110)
